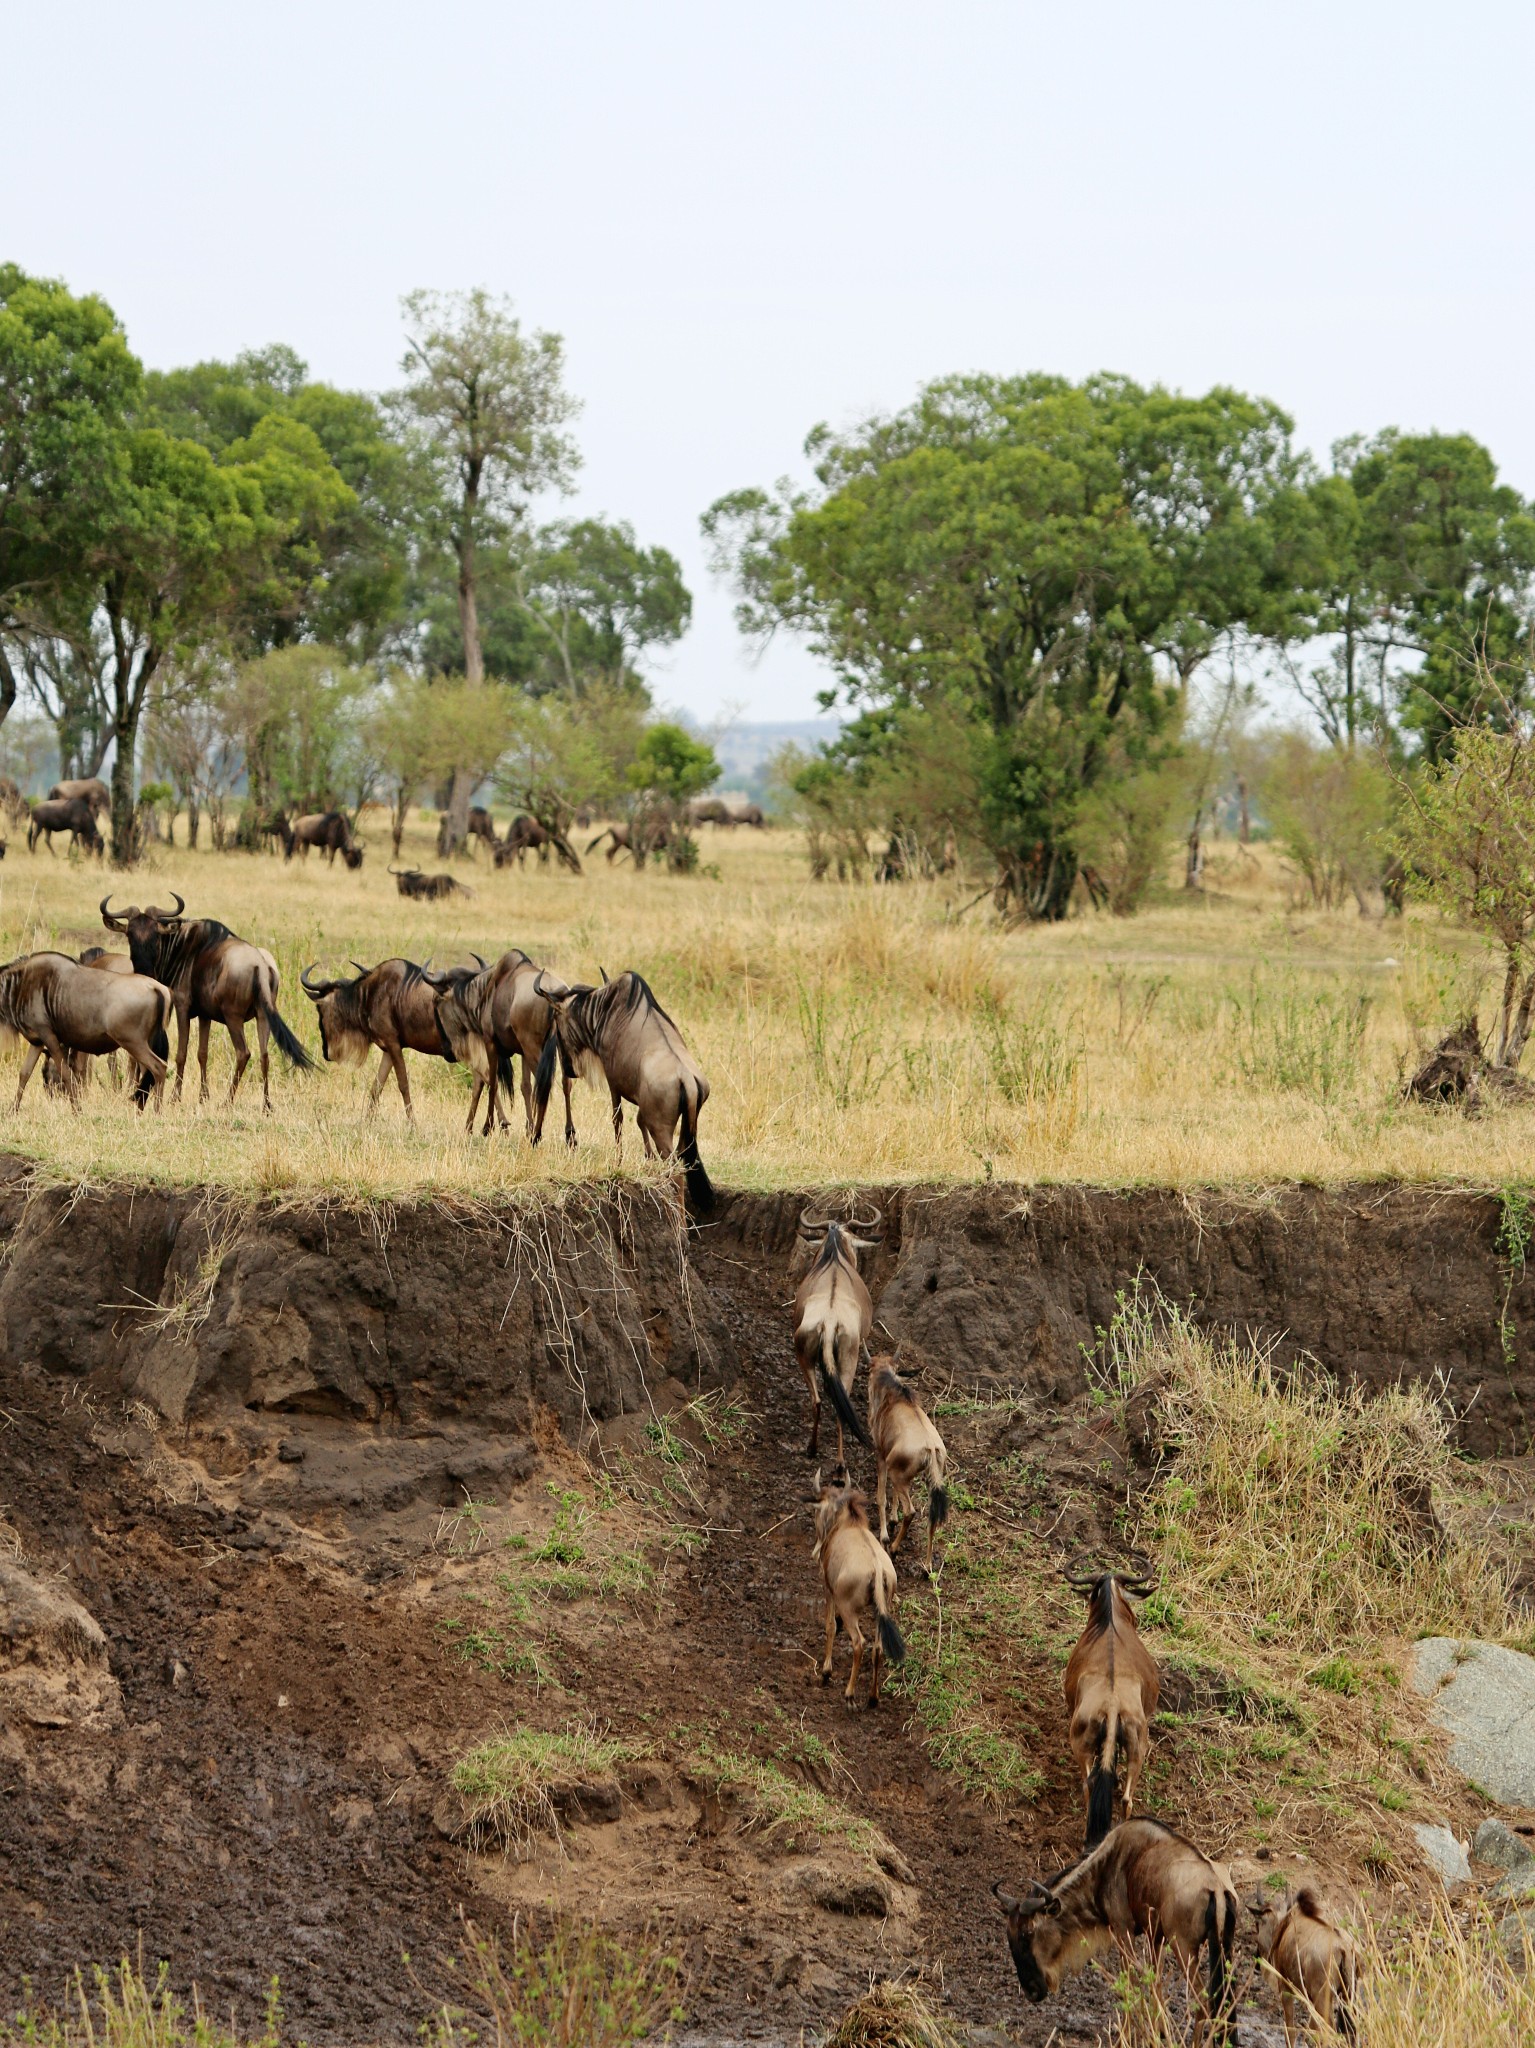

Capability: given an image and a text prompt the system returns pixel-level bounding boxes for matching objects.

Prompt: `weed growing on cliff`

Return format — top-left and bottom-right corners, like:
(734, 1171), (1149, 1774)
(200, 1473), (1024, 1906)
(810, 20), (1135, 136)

(425, 1917), (683, 2048)
(451, 1723), (630, 1855)
(0, 1958), (281, 2048)
(688, 1741), (892, 1864)
(1496, 1184), (1532, 1367)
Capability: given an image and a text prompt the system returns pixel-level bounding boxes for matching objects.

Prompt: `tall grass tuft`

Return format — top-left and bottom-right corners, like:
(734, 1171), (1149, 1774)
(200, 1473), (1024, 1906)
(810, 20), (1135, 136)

(0, 1958), (279, 2048)
(821, 1980), (964, 2048)
(1225, 979), (1372, 1102)
(1350, 1906), (1535, 2045)
(426, 1918), (682, 2048)
(451, 1723), (629, 1855)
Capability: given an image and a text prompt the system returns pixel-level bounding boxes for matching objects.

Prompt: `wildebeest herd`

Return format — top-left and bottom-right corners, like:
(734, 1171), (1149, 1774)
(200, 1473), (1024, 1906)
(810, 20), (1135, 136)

(793, 1214), (1353, 2047)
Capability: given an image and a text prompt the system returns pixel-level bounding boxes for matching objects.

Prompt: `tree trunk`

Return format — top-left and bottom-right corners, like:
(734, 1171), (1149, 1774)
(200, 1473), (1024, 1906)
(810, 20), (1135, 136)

(0, 642), (17, 734)
(187, 795), (200, 849)
(1237, 776), (1250, 845)
(109, 728), (137, 868)
(1493, 952), (1522, 1067)
(1501, 963), (1535, 1071)
(1185, 813), (1203, 890)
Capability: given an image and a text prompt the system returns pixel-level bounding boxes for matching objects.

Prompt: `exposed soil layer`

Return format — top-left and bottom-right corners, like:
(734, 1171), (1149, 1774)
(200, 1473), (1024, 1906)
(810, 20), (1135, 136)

(0, 1174), (1530, 2043)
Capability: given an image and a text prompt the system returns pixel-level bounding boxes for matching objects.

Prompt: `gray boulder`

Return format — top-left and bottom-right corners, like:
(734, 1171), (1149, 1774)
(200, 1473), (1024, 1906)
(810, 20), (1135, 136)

(1476, 1817), (1535, 1872)
(1412, 1820), (1471, 1890)
(1411, 1639), (1535, 1807)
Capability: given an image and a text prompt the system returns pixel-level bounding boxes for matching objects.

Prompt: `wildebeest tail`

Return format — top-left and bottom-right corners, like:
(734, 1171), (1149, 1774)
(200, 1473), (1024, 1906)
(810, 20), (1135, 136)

(819, 1343), (870, 1448)
(873, 1576), (905, 1665)
(264, 1001), (316, 1071)
(929, 1484), (950, 1538)
(1206, 1888), (1236, 2045)
(1086, 1708), (1118, 1847)
(497, 1044), (516, 1097)
(533, 1028), (558, 1131)
(677, 1077), (713, 1215)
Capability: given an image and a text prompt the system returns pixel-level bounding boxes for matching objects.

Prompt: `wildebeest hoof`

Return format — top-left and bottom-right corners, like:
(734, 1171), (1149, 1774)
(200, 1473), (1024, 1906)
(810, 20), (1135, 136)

(820, 1670), (831, 1687)
(867, 1694), (880, 1710)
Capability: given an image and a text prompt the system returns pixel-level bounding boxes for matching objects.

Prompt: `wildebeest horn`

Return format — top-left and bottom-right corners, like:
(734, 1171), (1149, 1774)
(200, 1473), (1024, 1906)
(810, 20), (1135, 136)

(299, 962), (330, 996)
(351, 961), (369, 977)
(471, 952), (486, 971)
(599, 965), (609, 983)
(992, 1880), (1019, 1910)
(164, 892), (185, 921)
(851, 1203), (884, 1233)
(798, 1209), (834, 1236)
(100, 895), (130, 929)
(811, 1467), (823, 1494)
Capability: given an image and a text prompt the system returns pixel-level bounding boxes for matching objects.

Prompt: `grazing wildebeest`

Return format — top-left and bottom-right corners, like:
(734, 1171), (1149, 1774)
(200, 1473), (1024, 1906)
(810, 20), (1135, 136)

(48, 777), (110, 817)
(29, 796), (104, 858)
(995, 1820), (1240, 2046)
(434, 948), (570, 1141)
(1063, 1557), (1162, 1848)
(585, 819), (671, 865)
(468, 805), (497, 849)
(726, 801), (765, 827)
(496, 814), (582, 873)
(1248, 1887), (1357, 2046)
(0, 951), (171, 1111)
(101, 894), (314, 1108)
(809, 1466), (904, 1708)
(532, 970), (712, 1211)
(792, 1207), (880, 1460)
(289, 810), (364, 868)
(261, 810), (295, 856)
(686, 797), (730, 826)
(301, 956), (474, 1121)
(866, 1357), (949, 1571)
(389, 866), (473, 902)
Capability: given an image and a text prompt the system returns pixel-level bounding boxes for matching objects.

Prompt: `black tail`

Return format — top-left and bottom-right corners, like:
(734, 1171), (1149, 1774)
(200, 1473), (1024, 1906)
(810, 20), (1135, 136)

(133, 1021), (169, 1107)
(677, 1078), (713, 1215)
(496, 1045), (516, 1098)
(820, 1360), (870, 1448)
(929, 1484), (950, 1536)
(264, 1002), (316, 1072)
(1086, 1767), (1116, 1848)
(1206, 1890), (1236, 2046)
(532, 1029), (558, 1138)
(877, 1610), (906, 1665)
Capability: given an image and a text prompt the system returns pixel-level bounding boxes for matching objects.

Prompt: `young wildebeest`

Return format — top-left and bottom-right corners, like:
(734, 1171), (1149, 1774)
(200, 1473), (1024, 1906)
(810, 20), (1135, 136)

(301, 956), (473, 1121)
(792, 1208), (881, 1460)
(435, 949), (570, 1140)
(289, 809), (364, 868)
(1064, 1557), (1161, 1848)
(389, 865), (472, 902)
(532, 970), (712, 1211)
(101, 894), (314, 1109)
(0, 951), (171, 1111)
(29, 795), (104, 857)
(866, 1356), (949, 1571)
(1248, 1886), (1357, 2045)
(810, 1466), (905, 1709)
(995, 1820), (1240, 2047)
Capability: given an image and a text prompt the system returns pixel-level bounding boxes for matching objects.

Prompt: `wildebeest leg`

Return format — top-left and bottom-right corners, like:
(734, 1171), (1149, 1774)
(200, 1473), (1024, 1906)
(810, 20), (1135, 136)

(12, 1041), (44, 1109)
(799, 1348), (821, 1457)
(1122, 1728), (1147, 1816)
(876, 1456), (890, 1544)
(193, 1017), (212, 1103)
(226, 1019), (251, 1103)
(820, 1597), (837, 1684)
(869, 1629), (882, 1708)
(844, 1617), (865, 1705)
(366, 1048), (394, 1113)
(390, 1049), (415, 1121)
(127, 1034), (169, 1113)
(609, 1084), (623, 1154)
(562, 1069), (576, 1147)
(465, 1075), (485, 1135)
(256, 1008), (272, 1111)
(172, 998), (192, 1102)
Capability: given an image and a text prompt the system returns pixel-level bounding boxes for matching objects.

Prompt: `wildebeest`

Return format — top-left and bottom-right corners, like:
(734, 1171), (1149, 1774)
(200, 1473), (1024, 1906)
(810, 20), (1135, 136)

(434, 948), (570, 1140)
(1248, 1886), (1357, 2046)
(48, 777), (110, 817)
(29, 795), (104, 858)
(995, 1820), (1239, 2045)
(792, 1207), (880, 1460)
(866, 1357), (949, 1571)
(260, 810), (296, 856)
(585, 819), (672, 865)
(1063, 1557), (1162, 1848)
(727, 801), (766, 828)
(389, 866), (472, 902)
(494, 814), (582, 873)
(101, 894), (314, 1108)
(0, 950), (171, 1111)
(301, 956), (473, 1120)
(686, 797), (730, 826)
(289, 810), (364, 868)
(810, 1465), (905, 1708)
(532, 970), (712, 1211)
(468, 805), (497, 849)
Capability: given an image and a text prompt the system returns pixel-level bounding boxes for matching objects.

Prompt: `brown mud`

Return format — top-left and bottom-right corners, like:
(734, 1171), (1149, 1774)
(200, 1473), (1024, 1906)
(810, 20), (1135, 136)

(0, 1174), (1530, 2043)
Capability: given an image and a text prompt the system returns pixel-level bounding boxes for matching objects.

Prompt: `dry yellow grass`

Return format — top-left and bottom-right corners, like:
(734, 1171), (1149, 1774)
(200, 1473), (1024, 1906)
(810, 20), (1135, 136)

(0, 809), (1525, 1196)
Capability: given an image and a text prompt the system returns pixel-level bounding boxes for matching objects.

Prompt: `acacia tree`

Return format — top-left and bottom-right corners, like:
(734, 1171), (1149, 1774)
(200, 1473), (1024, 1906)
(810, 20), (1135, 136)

(391, 290), (580, 850)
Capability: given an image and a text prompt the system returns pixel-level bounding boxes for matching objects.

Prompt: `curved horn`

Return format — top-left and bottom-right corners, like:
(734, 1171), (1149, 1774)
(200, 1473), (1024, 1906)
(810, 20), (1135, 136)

(798, 1209), (834, 1236)
(471, 952), (487, 971)
(533, 970), (551, 998)
(299, 962), (330, 996)
(100, 895), (130, 928)
(164, 892), (185, 920)
(851, 1202), (884, 1234)
(599, 965), (609, 984)
(388, 864), (403, 875)
(351, 961), (370, 978)
(992, 1881), (1020, 1911)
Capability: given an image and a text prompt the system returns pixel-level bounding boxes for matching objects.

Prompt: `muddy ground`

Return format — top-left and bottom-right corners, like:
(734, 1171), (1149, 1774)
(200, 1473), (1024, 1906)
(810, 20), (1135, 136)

(1, 1178), (1532, 2042)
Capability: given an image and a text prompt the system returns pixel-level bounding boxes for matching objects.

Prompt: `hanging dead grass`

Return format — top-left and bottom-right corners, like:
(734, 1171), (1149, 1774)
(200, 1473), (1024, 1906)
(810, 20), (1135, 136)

(820, 1979), (964, 2048)
(1349, 1905), (1535, 2046)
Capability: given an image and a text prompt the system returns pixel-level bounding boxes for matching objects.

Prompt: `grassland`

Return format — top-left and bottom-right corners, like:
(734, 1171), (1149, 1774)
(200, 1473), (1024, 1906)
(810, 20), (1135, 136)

(0, 808), (1526, 1196)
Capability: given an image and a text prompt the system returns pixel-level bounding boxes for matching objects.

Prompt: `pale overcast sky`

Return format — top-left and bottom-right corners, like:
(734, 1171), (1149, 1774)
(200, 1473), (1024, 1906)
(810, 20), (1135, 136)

(7, 1), (1531, 721)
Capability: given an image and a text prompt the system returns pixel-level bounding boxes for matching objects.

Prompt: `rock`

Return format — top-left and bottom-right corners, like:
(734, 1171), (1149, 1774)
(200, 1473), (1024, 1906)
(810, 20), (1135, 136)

(1493, 1865), (1535, 1903)
(1412, 1639), (1535, 1806)
(0, 1557), (121, 1729)
(1475, 1817), (1535, 1871)
(1500, 1905), (1535, 1969)
(1413, 1820), (1471, 1891)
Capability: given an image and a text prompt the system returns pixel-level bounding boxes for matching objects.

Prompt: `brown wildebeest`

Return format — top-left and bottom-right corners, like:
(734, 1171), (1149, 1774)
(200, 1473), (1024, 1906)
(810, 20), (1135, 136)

(0, 951), (171, 1111)
(995, 1822), (1239, 2044)
(866, 1357), (949, 1570)
(494, 813), (582, 873)
(389, 865), (472, 901)
(532, 970), (712, 1211)
(290, 809), (364, 868)
(468, 805), (497, 849)
(585, 819), (671, 865)
(1063, 1557), (1161, 1847)
(260, 810), (296, 856)
(792, 1207), (881, 1460)
(29, 796), (104, 857)
(727, 801), (766, 827)
(434, 948), (571, 1141)
(1248, 1886), (1357, 2045)
(101, 893), (315, 1108)
(300, 956), (474, 1121)
(48, 777), (110, 817)
(809, 1465), (904, 1708)
(686, 797), (730, 826)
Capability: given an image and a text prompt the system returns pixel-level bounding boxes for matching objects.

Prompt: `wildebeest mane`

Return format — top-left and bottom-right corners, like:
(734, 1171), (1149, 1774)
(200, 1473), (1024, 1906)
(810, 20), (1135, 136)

(1043, 1815), (1196, 1894)
(145, 919), (234, 989)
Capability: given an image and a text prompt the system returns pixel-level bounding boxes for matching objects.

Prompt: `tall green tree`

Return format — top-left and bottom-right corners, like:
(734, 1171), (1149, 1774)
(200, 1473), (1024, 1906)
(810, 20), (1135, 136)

(390, 289), (580, 849)
(706, 373), (1304, 917)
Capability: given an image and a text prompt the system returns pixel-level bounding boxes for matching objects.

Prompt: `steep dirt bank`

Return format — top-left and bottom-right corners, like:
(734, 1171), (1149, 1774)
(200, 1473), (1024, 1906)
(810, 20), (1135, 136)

(0, 1173), (1529, 2043)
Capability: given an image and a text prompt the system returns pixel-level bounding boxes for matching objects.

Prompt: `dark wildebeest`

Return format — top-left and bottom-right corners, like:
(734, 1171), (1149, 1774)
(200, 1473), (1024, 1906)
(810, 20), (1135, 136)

(289, 810), (364, 868)
(792, 1207), (881, 1460)
(867, 1356), (949, 1571)
(389, 866), (472, 902)
(495, 814), (582, 873)
(686, 797), (731, 826)
(995, 1820), (1240, 2046)
(1248, 1886), (1357, 2046)
(260, 810), (296, 856)
(434, 948), (571, 1141)
(809, 1466), (904, 1709)
(468, 806), (497, 849)
(1063, 1557), (1162, 1848)
(301, 956), (474, 1121)
(48, 777), (110, 817)
(0, 950), (171, 1111)
(585, 819), (671, 865)
(101, 893), (315, 1108)
(29, 796), (104, 858)
(532, 970), (712, 1211)
(726, 801), (765, 828)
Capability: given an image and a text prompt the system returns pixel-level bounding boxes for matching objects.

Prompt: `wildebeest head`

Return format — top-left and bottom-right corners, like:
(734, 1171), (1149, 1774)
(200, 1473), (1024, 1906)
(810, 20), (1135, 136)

(992, 1879), (1066, 2001)
(341, 842), (364, 870)
(101, 892), (185, 975)
(299, 960), (370, 1064)
(1063, 1552), (1157, 1612)
(793, 1203), (882, 1277)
